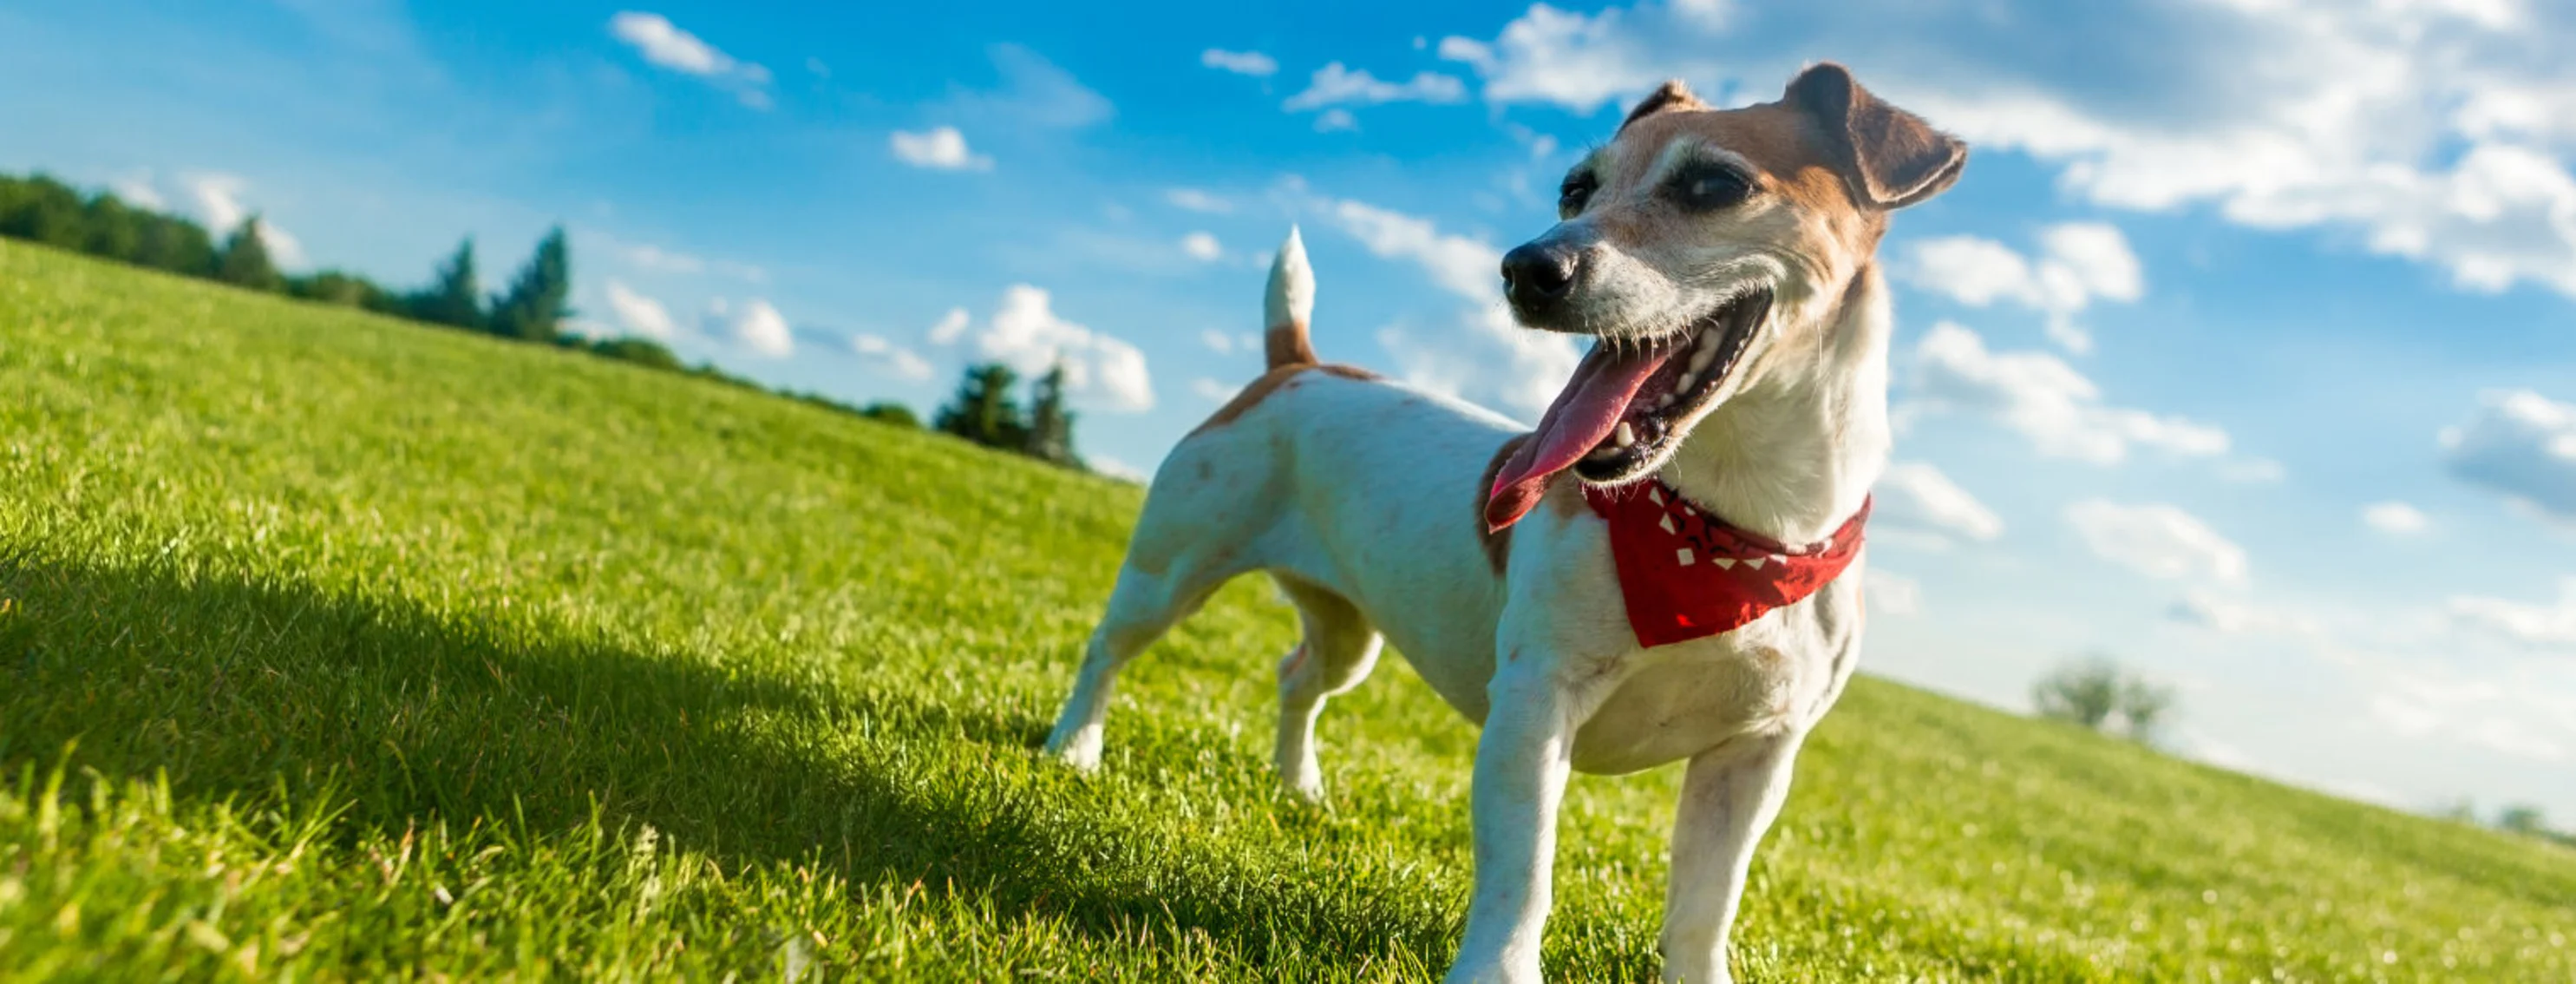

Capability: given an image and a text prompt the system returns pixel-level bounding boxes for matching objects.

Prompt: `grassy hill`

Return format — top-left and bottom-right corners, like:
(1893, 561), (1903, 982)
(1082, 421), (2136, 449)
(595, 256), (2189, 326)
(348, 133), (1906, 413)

(1, 239), (2569, 981)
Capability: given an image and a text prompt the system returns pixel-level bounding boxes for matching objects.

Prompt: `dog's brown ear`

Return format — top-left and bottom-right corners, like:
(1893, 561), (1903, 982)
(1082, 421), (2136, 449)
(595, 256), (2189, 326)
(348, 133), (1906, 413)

(1619, 79), (1707, 133)
(1785, 62), (1965, 209)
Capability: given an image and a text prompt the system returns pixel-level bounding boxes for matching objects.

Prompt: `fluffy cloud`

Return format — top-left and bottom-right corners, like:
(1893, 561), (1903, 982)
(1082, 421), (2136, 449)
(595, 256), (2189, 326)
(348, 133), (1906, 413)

(713, 298), (792, 357)
(603, 280), (677, 340)
(852, 332), (934, 381)
(2065, 499), (2248, 585)
(890, 127), (994, 172)
(180, 172), (304, 268)
(1284, 63), (1468, 112)
(607, 11), (771, 108)
(2442, 389), (2576, 522)
(1864, 567), (1922, 616)
(1165, 187), (1232, 214)
(1180, 232), (1222, 261)
(1200, 49), (1278, 77)
(1315, 194), (1579, 419)
(604, 236), (766, 283)
(1903, 223), (2144, 352)
(1190, 377), (1238, 403)
(1875, 462), (2004, 545)
(1906, 321), (2228, 464)
(930, 285), (1154, 412)
(1436, 0), (2576, 301)
(2450, 578), (2576, 651)
(2167, 590), (2321, 638)
(1313, 108), (1359, 133)
(941, 43), (1112, 130)
(2362, 501), (2431, 535)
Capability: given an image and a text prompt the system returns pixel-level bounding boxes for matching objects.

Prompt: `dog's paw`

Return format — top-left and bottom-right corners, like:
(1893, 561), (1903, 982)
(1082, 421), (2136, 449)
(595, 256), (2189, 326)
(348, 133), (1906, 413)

(1042, 723), (1104, 771)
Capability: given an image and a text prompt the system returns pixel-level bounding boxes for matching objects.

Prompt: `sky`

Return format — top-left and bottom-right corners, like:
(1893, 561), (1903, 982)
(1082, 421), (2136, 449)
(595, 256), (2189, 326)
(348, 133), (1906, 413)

(3, 0), (2573, 823)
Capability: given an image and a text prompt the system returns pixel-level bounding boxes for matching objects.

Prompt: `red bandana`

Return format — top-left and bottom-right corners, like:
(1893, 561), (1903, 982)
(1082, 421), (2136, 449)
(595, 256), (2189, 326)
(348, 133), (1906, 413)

(1584, 481), (1871, 648)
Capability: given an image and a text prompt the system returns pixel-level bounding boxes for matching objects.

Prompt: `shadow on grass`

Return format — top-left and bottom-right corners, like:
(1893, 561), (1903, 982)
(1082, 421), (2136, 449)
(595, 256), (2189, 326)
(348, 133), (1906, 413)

(0, 553), (1461, 975)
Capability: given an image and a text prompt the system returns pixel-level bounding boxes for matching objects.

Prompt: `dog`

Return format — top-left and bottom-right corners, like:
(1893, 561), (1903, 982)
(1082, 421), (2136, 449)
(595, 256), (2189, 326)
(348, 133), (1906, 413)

(1044, 62), (1964, 983)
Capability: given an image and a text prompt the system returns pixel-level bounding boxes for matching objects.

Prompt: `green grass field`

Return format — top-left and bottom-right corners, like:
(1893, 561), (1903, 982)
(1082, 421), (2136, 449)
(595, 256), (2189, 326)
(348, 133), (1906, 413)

(1, 239), (2569, 981)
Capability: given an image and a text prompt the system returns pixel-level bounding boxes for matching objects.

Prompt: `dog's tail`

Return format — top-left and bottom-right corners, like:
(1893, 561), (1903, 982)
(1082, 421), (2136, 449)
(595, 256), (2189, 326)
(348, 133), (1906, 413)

(1264, 226), (1318, 369)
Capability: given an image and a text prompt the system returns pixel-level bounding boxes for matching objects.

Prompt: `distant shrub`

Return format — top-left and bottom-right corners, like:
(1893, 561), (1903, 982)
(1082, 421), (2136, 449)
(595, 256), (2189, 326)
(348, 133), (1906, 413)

(2033, 655), (2174, 744)
(860, 402), (919, 428)
(579, 336), (686, 372)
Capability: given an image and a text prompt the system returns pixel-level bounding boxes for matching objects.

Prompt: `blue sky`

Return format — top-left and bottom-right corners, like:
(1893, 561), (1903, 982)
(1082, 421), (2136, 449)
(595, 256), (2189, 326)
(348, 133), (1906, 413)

(5, 0), (2573, 822)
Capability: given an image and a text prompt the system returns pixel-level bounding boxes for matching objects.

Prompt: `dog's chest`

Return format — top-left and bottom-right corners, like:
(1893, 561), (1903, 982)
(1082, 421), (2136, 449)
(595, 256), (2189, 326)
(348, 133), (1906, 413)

(1566, 597), (1848, 775)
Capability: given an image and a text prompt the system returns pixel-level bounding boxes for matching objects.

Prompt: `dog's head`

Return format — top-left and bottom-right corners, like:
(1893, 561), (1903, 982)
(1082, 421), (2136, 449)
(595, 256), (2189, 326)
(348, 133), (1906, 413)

(1485, 63), (1963, 530)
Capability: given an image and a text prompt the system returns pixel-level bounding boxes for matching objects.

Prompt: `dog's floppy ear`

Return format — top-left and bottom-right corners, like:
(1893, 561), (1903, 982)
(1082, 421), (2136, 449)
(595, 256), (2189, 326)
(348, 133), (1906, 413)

(1619, 79), (1707, 134)
(1785, 62), (1965, 210)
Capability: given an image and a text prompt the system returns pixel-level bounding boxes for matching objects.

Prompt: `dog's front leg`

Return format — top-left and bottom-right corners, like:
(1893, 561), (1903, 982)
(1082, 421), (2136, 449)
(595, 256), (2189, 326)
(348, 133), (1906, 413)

(1444, 652), (1604, 984)
(1657, 732), (1803, 984)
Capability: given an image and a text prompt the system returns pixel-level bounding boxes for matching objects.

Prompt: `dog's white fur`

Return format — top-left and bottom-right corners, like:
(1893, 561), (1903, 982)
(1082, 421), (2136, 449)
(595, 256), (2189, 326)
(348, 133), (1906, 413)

(1044, 65), (1963, 983)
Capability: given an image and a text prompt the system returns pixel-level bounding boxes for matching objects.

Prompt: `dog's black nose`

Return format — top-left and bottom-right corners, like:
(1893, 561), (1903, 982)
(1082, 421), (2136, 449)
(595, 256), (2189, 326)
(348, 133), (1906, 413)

(1500, 241), (1579, 305)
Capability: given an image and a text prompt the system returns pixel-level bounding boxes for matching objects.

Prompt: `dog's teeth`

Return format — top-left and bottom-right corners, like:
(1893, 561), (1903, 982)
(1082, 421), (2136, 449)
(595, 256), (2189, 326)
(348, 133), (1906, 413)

(1586, 445), (1620, 461)
(1655, 392), (1676, 410)
(1689, 340), (1720, 373)
(1615, 422), (1636, 447)
(1674, 371), (1697, 392)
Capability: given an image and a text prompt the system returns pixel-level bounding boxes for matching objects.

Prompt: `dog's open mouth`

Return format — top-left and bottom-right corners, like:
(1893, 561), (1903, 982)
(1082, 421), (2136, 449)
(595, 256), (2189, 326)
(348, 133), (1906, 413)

(1484, 288), (1772, 530)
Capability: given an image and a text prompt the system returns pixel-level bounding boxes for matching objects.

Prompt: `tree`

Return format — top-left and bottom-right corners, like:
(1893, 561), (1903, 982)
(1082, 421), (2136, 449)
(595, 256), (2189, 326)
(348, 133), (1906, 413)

(860, 402), (921, 428)
(2498, 804), (2548, 836)
(1023, 362), (1080, 465)
(82, 194), (142, 261)
(410, 238), (483, 330)
(0, 174), (89, 250)
(488, 226), (572, 342)
(214, 217), (285, 292)
(933, 362), (1028, 450)
(133, 212), (217, 276)
(2033, 655), (2174, 744)
(291, 270), (395, 310)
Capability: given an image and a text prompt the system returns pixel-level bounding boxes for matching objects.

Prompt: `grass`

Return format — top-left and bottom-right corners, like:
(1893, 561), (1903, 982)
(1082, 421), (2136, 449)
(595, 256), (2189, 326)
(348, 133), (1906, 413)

(0, 238), (2569, 981)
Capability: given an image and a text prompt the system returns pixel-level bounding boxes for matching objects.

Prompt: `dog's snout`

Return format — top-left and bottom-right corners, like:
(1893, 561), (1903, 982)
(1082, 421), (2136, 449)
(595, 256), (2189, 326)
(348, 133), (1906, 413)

(1500, 241), (1581, 306)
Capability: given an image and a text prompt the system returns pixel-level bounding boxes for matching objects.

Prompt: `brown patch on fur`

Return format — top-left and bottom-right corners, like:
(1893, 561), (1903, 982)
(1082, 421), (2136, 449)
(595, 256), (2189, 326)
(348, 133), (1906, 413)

(1186, 363), (1383, 438)
(1265, 319), (1319, 368)
(1618, 79), (1707, 133)
(1474, 434), (1532, 574)
(1785, 62), (1966, 209)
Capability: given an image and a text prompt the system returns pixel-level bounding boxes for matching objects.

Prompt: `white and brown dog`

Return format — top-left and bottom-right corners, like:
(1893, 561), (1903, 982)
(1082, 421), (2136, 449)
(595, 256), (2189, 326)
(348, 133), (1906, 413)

(1045, 62), (1964, 983)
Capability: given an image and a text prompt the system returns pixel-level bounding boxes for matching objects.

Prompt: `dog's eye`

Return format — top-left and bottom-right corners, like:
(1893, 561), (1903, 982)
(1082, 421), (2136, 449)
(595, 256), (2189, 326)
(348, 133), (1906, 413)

(1673, 165), (1752, 213)
(1558, 174), (1598, 217)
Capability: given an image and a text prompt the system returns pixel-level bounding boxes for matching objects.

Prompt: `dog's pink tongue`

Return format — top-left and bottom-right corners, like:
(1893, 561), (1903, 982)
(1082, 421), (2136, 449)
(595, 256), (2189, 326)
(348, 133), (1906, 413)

(1485, 345), (1670, 531)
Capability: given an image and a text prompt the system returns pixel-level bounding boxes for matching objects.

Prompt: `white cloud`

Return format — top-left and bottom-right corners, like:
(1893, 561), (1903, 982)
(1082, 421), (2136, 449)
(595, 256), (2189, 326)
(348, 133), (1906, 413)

(1315, 194), (1579, 419)
(951, 285), (1154, 412)
(1200, 329), (1237, 355)
(1875, 462), (2004, 544)
(2167, 590), (2321, 638)
(1903, 223), (2143, 352)
(2065, 499), (2248, 585)
(1165, 187), (1233, 214)
(1865, 567), (1922, 616)
(2219, 457), (2289, 484)
(722, 298), (793, 357)
(602, 236), (767, 283)
(1435, 0), (2576, 302)
(2442, 389), (2576, 522)
(852, 332), (934, 381)
(2450, 577), (2576, 651)
(607, 11), (770, 108)
(926, 307), (971, 345)
(1091, 455), (1153, 483)
(1906, 321), (2229, 463)
(1284, 63), (1468, 112)
(1200, 49), (1278, 77)
(603, 280), (677, 340)
(1191, 377), (1239, 403)
(109, 170), (163, 210)
(1180, 232), (1223, 261)
(890, 127), (995, 172)
(2362, 501), (2431, 535)
(1313, 108), (1359, 133)
(180, 172), (304, 268)
(942, 43), (1112, 130)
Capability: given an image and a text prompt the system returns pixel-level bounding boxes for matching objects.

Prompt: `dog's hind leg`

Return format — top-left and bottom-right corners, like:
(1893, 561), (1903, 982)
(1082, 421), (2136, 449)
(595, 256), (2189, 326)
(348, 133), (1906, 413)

(1269, 574), (1383, 801)
(1657, 732), (1804, 984)
(1041, 558), (1218, 770)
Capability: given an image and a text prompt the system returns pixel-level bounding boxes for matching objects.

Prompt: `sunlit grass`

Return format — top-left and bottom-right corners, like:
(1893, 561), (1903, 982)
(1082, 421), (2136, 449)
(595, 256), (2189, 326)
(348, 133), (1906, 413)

(2, 239), (2570, 980)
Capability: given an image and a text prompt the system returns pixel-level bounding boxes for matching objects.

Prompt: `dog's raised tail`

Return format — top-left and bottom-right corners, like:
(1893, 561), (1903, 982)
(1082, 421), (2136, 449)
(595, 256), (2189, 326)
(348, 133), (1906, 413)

(1265, 226), (1318, 369)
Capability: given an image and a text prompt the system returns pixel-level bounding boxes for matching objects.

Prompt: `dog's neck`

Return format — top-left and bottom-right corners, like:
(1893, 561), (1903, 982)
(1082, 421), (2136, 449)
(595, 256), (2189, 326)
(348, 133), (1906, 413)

(1656, 266), (1893, 547)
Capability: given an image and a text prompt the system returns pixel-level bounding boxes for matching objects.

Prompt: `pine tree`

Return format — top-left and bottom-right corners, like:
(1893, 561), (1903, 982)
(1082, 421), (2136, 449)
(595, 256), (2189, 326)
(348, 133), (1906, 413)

(488, 226), (572, 342)
(411, 238), (483, 330)
(1023, 362), (1079, 466)
(214, 216), (284, 292)
(933, 362), (1028, 450)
